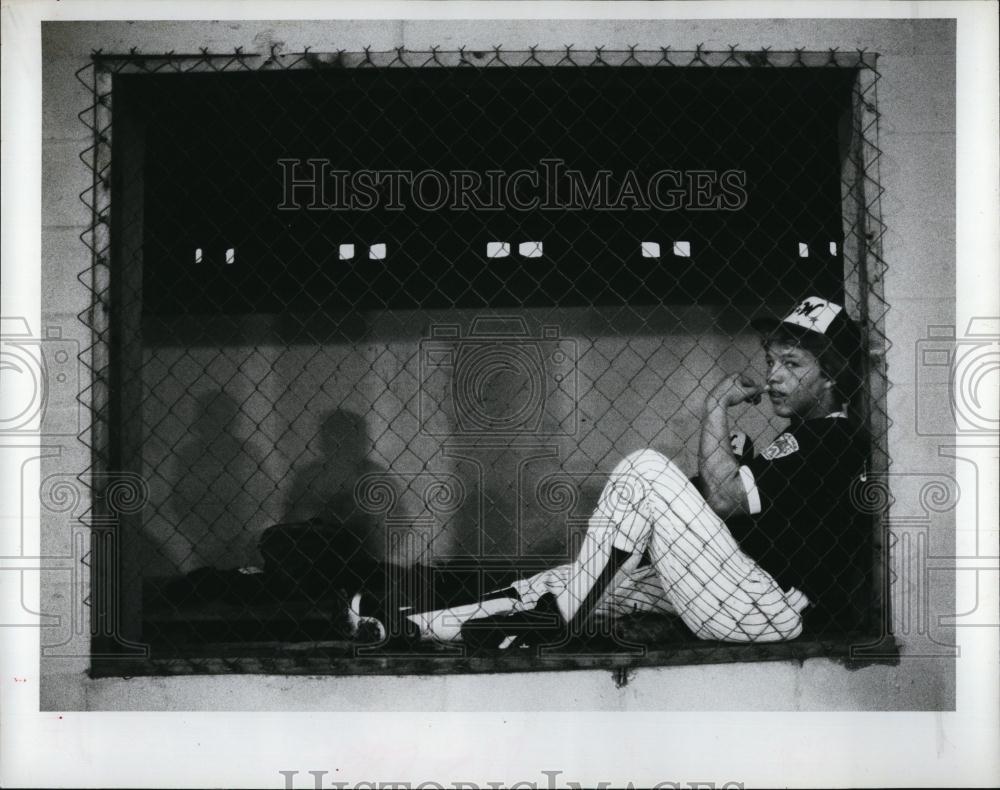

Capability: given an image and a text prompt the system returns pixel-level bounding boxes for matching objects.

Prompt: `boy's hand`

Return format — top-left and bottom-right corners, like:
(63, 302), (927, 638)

(707, 373), (764, 409)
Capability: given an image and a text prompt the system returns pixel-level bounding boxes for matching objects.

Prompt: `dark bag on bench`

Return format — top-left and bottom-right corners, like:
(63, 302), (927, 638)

(259, 518), (379, 601)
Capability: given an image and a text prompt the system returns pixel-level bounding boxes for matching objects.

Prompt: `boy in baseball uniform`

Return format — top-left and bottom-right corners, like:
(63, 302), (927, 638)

(350, 297), (870, 647)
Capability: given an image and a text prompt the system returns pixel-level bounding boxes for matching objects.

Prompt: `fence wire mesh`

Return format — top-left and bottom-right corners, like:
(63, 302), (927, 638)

(73, 46), (891, 675)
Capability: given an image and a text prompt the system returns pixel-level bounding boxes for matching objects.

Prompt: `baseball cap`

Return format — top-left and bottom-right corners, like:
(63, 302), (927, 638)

(751, 296), (862, 359)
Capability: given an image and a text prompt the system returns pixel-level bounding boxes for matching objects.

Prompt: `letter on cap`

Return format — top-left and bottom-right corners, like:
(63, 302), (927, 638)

(783, 297), (843, 334)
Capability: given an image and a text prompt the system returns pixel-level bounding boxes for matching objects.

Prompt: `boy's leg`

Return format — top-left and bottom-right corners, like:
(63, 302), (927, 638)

(391, 449), (805, 644)
(504, 560), (679, 617)
(593, 564), (679, 618)
(615, 450), (808, 641)
(398, 448), (663, 644)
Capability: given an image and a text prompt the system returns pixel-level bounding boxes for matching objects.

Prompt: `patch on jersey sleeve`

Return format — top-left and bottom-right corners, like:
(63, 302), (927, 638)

(761, 433), (800, 460)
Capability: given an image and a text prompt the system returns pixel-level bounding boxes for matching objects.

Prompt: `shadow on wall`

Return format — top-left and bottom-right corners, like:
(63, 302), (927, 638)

(282, 408), (390, 563)
(149, 308), (780, 576)
(167, 390), (268, 572)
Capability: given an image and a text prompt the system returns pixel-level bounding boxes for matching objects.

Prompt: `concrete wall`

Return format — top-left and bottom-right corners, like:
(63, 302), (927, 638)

(39, 17), (958, 712)
(136, 307), (771, 575)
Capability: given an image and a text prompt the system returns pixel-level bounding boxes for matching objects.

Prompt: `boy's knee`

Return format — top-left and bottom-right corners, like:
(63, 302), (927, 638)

(613, 449), (692, 497)
(598, 449), (681, 518)
(618, 449), (673, 478)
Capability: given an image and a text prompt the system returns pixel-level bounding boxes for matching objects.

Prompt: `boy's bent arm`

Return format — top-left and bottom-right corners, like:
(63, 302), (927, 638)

(698, 374), (761, 519)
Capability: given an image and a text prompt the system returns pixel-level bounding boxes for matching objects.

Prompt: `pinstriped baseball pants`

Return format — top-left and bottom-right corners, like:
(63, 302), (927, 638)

(510, 449), (810, 642)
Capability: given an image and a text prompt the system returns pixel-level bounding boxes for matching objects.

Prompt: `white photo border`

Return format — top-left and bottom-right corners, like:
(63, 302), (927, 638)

(2, 1), (998, 787)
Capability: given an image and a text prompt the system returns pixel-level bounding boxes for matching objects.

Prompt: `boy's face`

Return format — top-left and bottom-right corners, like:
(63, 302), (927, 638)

(763, 340), (835, 420)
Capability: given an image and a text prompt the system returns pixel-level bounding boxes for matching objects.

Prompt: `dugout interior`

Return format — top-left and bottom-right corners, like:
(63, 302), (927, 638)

(87, 48), (890, 674)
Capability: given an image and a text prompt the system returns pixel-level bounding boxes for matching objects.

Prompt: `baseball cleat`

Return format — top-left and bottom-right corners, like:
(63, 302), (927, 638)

(459, 592), (568, 653)
(346, 590), (423, 645)
(346, 591), (387, 642)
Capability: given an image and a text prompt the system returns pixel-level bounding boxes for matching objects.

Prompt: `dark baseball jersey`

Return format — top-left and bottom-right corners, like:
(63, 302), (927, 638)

(734, 414), (871, 633)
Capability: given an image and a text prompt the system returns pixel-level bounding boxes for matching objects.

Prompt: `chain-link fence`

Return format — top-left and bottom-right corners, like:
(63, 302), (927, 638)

(75, 46), (890, 676)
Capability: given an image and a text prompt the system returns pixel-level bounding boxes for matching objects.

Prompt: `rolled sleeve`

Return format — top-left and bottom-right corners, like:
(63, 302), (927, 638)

(738, 465), (762, 515)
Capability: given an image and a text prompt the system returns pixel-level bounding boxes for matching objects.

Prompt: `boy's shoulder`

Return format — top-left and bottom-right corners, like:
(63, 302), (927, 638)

(758, 415), (866, 464)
